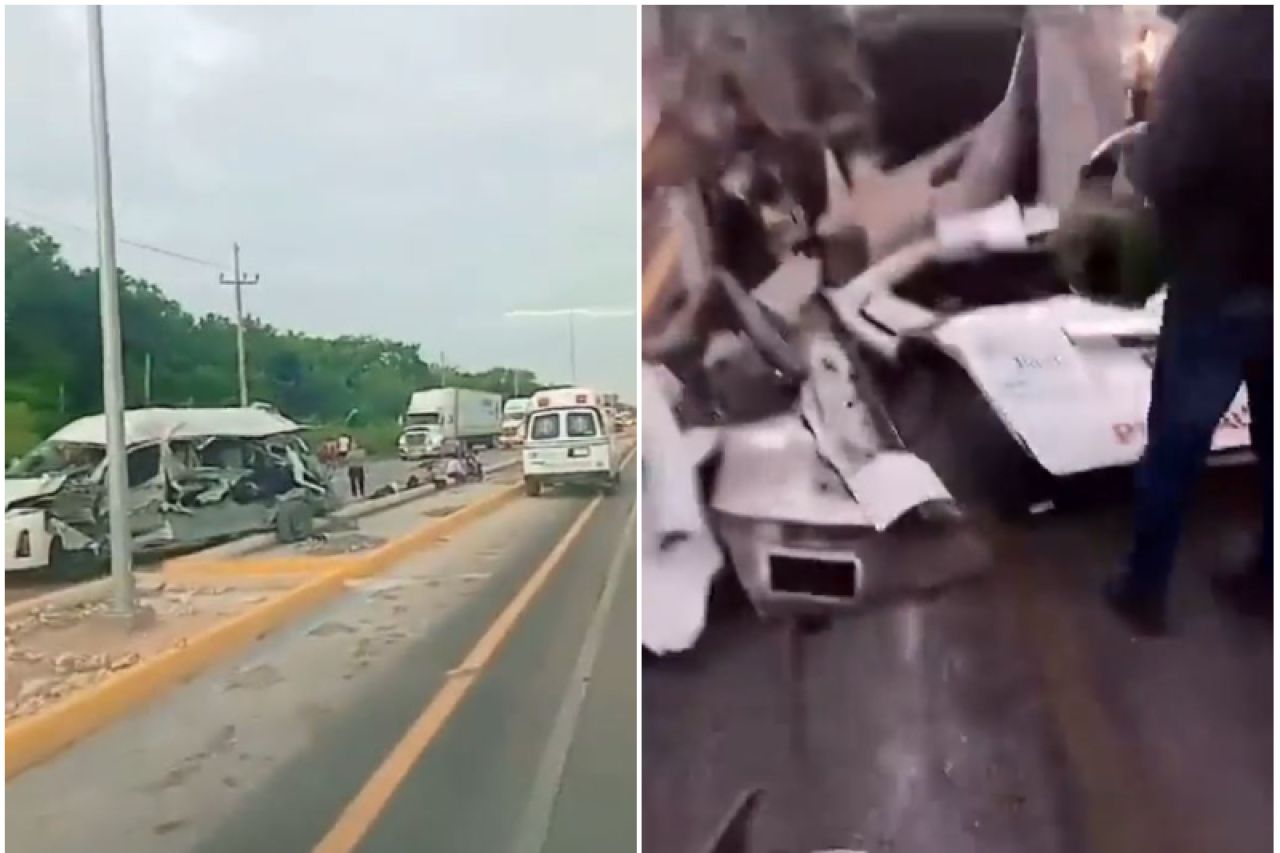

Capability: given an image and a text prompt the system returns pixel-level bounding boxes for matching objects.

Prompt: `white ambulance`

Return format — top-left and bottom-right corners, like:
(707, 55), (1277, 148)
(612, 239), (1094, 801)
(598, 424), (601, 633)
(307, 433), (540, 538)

(521, 387), (620, 496)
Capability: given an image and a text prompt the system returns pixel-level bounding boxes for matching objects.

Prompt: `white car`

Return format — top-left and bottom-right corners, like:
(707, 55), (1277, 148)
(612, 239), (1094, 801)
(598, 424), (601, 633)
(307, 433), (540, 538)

(825, 201), (1251, 514)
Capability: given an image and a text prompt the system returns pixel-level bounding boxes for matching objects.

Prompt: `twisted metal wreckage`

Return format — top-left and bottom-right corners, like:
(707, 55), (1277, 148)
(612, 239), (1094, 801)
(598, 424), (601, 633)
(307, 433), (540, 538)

(5, 407), (340, 576)
(640, 7), (1248, 661)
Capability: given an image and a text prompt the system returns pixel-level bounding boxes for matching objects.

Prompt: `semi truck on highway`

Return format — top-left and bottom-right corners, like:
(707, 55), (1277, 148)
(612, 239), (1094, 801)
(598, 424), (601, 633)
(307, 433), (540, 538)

(498, 397), (531, 449)
(398, 388), (503, 459)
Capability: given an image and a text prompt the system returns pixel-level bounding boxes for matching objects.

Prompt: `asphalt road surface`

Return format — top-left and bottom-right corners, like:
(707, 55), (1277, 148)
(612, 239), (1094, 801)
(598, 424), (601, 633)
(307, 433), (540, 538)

(7, 457), (637, 853)
(643, 464), (1270, 853)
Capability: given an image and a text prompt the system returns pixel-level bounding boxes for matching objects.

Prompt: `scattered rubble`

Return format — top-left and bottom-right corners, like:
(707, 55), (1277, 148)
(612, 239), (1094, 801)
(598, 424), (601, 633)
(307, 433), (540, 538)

(293, 532), (387, 556)
(5, 581), (277, 721)
(641, 7), (1152, 655)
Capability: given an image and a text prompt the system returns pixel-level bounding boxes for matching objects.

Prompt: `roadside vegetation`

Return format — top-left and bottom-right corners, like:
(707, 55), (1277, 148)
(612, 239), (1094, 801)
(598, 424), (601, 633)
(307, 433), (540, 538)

(5, 222), (547, 459)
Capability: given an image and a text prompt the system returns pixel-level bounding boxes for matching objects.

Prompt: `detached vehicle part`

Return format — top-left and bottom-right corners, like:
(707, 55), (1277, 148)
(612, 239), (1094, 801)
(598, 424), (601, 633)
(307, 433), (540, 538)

(825, 197), (1251, 516)
(641, 364), (724, 656)
(711, 414), (949, 618)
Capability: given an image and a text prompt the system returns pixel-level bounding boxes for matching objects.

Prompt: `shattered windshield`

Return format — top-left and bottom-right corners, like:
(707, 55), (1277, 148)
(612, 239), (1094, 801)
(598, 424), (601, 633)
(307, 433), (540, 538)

(405, 413), (440, 427)
(7, 441), (104, 479)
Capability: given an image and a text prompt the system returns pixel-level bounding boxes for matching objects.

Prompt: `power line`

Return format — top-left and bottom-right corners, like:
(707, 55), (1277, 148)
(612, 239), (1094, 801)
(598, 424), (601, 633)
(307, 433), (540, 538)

(6, 204), (226, 269)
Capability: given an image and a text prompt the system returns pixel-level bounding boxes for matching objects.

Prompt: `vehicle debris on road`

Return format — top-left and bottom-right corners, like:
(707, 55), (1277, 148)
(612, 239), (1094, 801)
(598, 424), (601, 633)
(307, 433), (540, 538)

(640, 7), (1226, 655)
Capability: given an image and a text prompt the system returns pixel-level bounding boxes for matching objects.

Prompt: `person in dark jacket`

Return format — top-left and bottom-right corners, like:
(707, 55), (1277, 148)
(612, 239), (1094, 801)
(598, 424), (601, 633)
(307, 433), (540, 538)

(1106, 7), (1273, 634)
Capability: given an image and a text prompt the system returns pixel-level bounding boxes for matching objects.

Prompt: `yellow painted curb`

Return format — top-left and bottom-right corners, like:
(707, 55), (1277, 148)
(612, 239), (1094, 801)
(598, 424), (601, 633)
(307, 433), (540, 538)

(5, 483), (522, 779)
(165, 554), (348, 579)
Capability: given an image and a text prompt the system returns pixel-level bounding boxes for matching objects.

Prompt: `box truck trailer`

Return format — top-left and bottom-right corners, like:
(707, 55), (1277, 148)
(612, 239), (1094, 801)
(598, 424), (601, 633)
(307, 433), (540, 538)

(398, 388), (503, 459)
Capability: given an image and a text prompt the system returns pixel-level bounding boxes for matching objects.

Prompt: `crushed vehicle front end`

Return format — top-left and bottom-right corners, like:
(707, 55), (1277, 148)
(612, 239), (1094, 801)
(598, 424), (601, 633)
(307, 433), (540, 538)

(4, 408), (341, 573)
(5, 449), (106, 574)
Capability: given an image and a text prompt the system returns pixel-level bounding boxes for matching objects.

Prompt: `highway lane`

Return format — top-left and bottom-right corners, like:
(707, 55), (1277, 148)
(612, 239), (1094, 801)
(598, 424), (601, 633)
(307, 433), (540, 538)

(7, 458), (637, 853)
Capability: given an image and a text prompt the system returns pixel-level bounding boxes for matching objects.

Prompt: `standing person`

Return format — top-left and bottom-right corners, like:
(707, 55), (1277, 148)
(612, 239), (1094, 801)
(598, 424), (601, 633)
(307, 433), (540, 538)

(347, 440), (367, 499)
(1105, 6), (1273, 635)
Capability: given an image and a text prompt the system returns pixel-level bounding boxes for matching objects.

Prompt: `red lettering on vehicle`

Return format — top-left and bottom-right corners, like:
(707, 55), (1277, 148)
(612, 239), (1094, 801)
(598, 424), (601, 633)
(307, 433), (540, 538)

(1113, 423), (1138, 444)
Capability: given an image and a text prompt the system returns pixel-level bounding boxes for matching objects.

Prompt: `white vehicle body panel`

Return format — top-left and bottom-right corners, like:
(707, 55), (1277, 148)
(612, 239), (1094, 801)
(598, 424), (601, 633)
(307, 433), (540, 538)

(521, 388), (619, 486)
(640, 365), (724, 656)
(827, 216), (1252, 478)
(521, 411), (618, 482)
(5, 509), (54, 572)
(47, 407), (300, 446)
(929, 297), (1250, 475)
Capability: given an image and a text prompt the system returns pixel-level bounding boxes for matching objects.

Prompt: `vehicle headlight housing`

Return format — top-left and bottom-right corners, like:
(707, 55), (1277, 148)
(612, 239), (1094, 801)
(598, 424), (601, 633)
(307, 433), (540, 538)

(16, 530), (30, 558)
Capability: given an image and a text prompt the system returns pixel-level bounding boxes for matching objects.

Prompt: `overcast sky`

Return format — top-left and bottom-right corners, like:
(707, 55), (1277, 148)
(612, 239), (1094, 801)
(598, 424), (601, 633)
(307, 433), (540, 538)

(5, 6), (637, 401)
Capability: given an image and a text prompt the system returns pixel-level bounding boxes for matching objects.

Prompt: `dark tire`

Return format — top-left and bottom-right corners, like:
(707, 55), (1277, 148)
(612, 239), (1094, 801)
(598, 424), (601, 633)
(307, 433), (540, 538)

(603, 474), (620, 496)
(525, 477), (543, 497)
(883, 349), (1052, 519)
(47, 536), (66, 578)
(46, 537), (101, 582)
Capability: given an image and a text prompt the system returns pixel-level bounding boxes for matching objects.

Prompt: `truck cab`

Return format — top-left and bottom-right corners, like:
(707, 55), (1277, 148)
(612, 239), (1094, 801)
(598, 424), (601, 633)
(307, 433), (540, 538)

(521, 388), (619, 496)
(498, 397), (531, 449)
(398, 411), (445, 460)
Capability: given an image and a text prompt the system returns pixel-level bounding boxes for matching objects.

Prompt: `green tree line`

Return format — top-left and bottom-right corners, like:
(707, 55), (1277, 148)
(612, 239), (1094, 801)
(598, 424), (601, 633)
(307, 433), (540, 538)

(5, 222), (546, 456)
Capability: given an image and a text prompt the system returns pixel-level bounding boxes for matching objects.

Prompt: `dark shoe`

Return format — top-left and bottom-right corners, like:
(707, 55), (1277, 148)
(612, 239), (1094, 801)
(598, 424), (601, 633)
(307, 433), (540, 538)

(1104, 576), (1168, 637)
(1211, 571), (1272, 622)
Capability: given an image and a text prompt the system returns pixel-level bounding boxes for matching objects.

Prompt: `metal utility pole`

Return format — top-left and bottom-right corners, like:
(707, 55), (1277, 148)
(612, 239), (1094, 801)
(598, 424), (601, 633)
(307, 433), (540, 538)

(502, 306), (631, 388)
(86, 5), (134, 617)
(220, 243), (258, 407)
(143, 352), (152, 405)
(440, 351), (448, 387)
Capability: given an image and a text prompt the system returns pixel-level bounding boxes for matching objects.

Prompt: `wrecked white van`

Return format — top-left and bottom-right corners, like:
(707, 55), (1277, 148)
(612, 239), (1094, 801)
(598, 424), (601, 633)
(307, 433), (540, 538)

(5, 408), (339, 576)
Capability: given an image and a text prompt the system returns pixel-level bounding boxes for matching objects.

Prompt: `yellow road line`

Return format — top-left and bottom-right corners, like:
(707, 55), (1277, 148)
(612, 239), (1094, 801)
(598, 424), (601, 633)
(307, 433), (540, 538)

(312, 495), (607, 853)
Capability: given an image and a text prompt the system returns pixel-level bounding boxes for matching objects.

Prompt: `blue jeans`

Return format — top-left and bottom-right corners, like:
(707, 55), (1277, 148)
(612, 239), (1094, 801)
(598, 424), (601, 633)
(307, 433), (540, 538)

(1126, 289), (1273, 601)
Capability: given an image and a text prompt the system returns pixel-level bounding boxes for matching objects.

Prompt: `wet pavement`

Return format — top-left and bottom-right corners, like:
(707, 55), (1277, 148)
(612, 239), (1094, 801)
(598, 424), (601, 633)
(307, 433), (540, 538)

(7, 461), (636, 853)
(643, 465), (1271, 853)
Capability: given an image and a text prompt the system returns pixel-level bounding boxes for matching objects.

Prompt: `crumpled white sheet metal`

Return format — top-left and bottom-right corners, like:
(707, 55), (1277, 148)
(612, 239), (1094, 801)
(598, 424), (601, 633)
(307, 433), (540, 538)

(799, 335), (885, 479)
(48, 407), (302, 448)
(713, 415), (867, 527)
(641, 364), (726, 655)
(712, 413), (948, 534)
